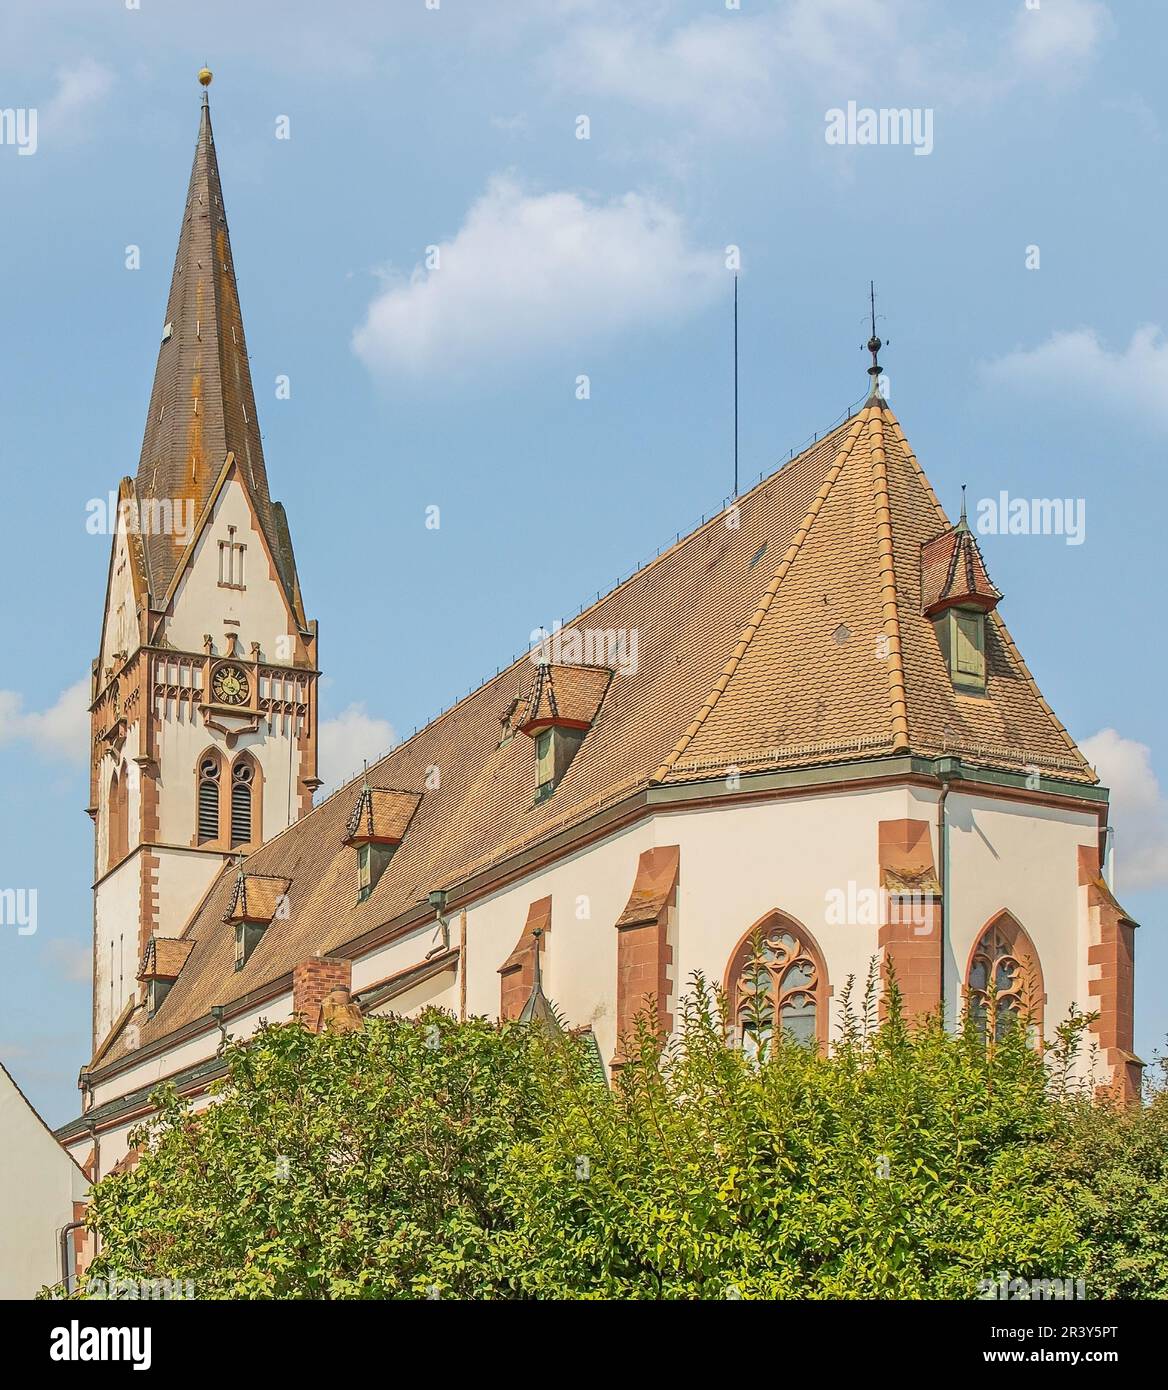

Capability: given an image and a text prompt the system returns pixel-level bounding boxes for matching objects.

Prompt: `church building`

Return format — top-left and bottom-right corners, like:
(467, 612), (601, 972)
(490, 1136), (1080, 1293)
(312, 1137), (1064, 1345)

(57, 79), (1140, 1180)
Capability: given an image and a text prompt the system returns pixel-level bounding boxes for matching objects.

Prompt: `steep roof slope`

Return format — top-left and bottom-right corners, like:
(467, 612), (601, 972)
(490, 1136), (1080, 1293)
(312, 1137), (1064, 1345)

(97, 397), (1095, 1065)
(662, 400), (1092, 782)
(131, 96), (303, 621)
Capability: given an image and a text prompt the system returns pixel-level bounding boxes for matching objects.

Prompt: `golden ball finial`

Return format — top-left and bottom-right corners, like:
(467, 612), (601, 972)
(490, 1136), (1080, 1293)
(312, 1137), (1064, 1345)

(198, 67), (213, 88)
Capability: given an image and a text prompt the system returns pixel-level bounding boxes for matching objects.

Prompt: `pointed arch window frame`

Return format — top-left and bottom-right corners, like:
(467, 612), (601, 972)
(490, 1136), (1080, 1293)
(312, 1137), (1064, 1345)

(964, 910), (1046, 1043)
(724, 911), (831, 1054)
(194, 746), (263, 850)
(230, 751), (262, 849)
(107, 765), (130, 871)
(195, 747), (225, 847)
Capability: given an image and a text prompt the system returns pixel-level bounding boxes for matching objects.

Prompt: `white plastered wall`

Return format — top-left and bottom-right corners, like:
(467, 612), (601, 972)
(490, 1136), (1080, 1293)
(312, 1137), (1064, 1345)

(0, 1067), (88, 1298)
(99, 517), (140, 673)
(940, 787), (1099, 1036)
(93, 857), (139, 1044)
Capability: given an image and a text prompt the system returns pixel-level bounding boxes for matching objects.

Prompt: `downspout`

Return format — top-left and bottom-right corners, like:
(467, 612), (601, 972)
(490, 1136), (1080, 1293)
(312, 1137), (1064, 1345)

(59, 1220), (85, 1296)
(936, 757), (960, 1023)
(425, 888), (450, 959)
(1103, 824), (1116, 893)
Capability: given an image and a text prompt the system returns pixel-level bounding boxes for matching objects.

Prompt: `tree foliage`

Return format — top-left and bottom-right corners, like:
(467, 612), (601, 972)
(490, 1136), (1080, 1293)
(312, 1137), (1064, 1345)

(69, 975), (1167, 1300)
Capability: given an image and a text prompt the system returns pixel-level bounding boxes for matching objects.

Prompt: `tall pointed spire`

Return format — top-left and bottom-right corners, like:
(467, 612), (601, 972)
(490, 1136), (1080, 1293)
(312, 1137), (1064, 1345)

(133, 72), (301, 620)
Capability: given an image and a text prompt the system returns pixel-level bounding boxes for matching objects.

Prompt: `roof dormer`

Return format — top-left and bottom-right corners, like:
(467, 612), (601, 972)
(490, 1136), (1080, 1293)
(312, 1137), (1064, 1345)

(921, 503), (1001, 695)
(343, 781), (421, 902)
(517, 662), (611, 801)
(138, 936), (195, 1017)
(223, 866), (291, 969)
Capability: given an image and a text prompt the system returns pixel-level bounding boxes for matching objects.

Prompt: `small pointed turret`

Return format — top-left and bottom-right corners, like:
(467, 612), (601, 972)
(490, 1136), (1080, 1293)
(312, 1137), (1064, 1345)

(517, 928), (562, 1032)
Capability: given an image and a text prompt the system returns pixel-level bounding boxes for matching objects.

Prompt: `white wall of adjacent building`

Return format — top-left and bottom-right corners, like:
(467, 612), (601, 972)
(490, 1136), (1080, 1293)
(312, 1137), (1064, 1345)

(0, 1065), (88, 1299)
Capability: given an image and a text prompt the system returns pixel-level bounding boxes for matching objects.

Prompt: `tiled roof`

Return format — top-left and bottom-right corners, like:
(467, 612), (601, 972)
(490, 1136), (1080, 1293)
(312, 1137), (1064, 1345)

(222, 872), (292, 924)
(921, 521), (1001, 616)
(519, 663), (612, 735)
(138, 936), (195, 981)
(93, 397), (1096, 1069)
(131, 98), (303, 624)
(660, 401), (1092, 782)
(344, 786), (422, 845)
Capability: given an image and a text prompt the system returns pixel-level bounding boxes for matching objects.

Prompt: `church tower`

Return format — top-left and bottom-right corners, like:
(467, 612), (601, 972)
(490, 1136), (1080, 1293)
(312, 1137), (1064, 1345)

(89, 73), (319, 1047)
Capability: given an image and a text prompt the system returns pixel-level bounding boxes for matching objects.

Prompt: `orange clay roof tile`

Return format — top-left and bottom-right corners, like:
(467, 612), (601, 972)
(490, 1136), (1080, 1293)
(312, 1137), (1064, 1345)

(92, 398), (1095, 1069)
(222, 873), (292, 924)
(344, 786), (422, 844)
(520, 663), (612, 734)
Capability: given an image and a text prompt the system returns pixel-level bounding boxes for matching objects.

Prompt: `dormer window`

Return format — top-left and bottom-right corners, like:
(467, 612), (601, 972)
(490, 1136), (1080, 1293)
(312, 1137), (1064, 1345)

(535, 730), (553, 788)
(138, 936), (194, 1016)
(921, 509), (1001, 697)
(534, 726), (586, 802)
(223, 868), (291, 969)
(934, 606), (987, 692)
(343, 782), (421, 903)
(517, 661), (611, 802)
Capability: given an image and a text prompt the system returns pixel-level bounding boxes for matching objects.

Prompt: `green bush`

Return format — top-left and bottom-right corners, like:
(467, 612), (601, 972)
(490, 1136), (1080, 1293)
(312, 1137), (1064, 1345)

(64, 973), (1166, 1300)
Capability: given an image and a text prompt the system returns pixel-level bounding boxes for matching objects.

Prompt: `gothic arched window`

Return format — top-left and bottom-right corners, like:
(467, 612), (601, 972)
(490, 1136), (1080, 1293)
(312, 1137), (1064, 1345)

(230, 756), (257, 848)
(197, 754), (221, 845)
(726, 914), (828, 1056)
(966, 912), (1044, 1042)
(107, 768), (128, 870)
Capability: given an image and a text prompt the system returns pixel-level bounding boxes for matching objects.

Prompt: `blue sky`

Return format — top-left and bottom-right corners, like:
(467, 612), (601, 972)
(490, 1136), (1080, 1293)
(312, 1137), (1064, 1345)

(1, 0), (1164, 1123)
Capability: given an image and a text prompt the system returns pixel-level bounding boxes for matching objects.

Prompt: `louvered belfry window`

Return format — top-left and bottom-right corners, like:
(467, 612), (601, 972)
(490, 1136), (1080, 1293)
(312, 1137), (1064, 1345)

(197, 758), (220, 843)
(231, 760), (254, 848)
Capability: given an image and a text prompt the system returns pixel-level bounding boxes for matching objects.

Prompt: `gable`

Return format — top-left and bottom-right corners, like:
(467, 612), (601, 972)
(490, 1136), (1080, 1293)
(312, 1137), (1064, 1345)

(96, 480), (150, 679)
(99, 520), (140, 676)
(165, 469), (299, 657)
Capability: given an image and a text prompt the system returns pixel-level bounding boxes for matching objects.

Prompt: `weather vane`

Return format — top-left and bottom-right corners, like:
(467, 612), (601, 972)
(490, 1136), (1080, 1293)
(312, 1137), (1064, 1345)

(865, 280), (889, 389)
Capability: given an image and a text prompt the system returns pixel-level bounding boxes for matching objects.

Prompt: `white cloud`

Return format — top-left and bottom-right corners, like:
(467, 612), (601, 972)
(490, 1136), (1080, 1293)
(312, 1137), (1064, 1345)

(980, 326), (1168, 430)
(43, 57), (114, 135)
(1081, 729), (1168, 891)
(552, 14), (781, 133)
(546, 0), (911, 134)
(318, 704), (396, 792)
(1009, 0), (1111, 79)
(544, 0), (1109, 139)
(0, 678), (89, 763)
(352, 175), (723, 377)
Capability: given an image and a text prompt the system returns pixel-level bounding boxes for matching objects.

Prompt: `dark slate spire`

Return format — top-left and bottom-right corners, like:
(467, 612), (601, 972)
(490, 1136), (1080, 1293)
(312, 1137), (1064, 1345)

(133, 73), (303, 621)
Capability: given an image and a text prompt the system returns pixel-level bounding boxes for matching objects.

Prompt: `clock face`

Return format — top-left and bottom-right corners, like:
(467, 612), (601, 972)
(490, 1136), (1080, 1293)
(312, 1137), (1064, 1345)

(211, 663), (249, 707)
